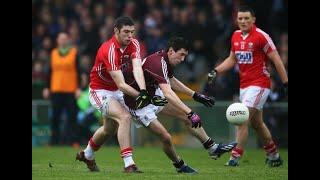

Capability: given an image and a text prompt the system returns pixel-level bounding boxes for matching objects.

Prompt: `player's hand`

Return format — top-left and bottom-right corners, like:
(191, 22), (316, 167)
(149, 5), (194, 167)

(187, 111), (202, 128)
(207, 69), (217, 84)
(135, 89), (150, 109)
(283, 82), (288, 96)
(192, 92), (215, 107)
(151, 95), (168, 106)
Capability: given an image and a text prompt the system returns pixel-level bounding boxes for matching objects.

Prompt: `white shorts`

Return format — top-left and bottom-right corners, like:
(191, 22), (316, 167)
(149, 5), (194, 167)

(124, 88), (164, 128)
(239, 86), (270, 110)
(88, 88), (125, 117)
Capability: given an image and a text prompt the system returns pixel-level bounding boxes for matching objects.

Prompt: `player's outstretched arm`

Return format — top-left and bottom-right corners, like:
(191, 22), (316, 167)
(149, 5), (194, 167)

(170, 77), (215, 107)
(169, 77), (194, 96)
(208, 51), (237, 84)
(159, 83), (192, 114)
(159, 83), (201, 128)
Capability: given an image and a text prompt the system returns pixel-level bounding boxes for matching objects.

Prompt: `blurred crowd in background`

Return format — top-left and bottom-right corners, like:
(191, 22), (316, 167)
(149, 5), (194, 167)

(32, 0), (288, 101)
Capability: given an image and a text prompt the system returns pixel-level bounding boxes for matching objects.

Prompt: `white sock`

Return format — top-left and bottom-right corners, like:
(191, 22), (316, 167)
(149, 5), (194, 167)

(84, 144), (94, 160)
(123, 156), (135, 168)
(268, 152), (280, 160)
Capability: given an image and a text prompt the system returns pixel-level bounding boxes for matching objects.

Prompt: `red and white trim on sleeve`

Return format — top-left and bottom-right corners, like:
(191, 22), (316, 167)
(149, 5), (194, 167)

(256, 28), (276, 53)
(131, 39), (141, 59)
(108, 43), (117, 70)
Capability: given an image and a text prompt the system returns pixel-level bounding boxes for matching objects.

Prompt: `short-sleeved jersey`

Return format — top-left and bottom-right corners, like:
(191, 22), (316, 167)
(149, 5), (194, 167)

(231, 25), (276, 89)
(89, 35), (141, 90)
(123, 50), (173, 109)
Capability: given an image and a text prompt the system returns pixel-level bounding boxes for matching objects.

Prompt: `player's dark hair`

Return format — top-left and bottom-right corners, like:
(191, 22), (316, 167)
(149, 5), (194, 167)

(165, 36), (189, 52)
(237, 5), (255, 17)
(114, 16), (134, 30)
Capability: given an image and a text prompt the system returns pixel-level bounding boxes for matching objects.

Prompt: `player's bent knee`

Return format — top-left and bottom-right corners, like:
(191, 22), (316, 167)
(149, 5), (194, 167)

(161, 132), (172, 144)
(251, 121), (264, 130)
(118, 113), (132, 123)
(238, 123), (249, 131)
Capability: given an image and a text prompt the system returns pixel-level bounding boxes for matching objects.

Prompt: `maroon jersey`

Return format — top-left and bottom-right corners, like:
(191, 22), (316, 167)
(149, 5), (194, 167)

(123, 50), (173, 109)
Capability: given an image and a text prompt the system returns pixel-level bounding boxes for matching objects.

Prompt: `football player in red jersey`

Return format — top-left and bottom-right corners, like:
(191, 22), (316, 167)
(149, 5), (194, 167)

(85, 37), (237, 173)
(76, 16), (165, 173)
(208, 6), (288, 167)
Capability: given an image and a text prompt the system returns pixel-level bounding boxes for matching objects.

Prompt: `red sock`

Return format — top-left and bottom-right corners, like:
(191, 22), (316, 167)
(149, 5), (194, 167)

(89, 138), (101, 151)
(231, 147), (244, 158)
(121, 147), (133, 158)
(263, 141), (278, 155)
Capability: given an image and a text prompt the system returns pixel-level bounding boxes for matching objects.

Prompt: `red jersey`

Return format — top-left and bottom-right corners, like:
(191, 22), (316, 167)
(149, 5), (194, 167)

(231, 25), (276, 88)
(123, 50), (173, 109)
(89, 35), (141, 90)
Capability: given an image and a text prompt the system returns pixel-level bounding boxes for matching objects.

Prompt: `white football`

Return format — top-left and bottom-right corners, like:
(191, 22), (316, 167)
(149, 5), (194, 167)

(226, 103), (249, 125)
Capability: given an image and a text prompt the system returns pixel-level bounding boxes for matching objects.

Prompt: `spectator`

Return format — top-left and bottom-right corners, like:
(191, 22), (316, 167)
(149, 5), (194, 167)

(42, 32), (81, 145)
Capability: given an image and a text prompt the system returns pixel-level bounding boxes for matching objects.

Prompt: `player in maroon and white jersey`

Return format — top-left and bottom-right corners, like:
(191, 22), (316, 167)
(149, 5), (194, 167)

(76, 16), (165, 173)
(118, 37), (236, 173)
(208, 6), (288, 167)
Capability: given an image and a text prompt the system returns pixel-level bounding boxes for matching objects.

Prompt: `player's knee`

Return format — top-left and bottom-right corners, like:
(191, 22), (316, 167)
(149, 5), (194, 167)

(251, 121), (263, 130)
(103, 125), (117, 136)
(238, 123), (249, 131)
(100, 127), (109, 136)
(119, 113), (132, 124)
(161, 132), (172, 144)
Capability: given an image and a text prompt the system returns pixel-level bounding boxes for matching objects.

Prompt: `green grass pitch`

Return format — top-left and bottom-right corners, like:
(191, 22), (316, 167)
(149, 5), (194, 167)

(32, 146), (288, 180)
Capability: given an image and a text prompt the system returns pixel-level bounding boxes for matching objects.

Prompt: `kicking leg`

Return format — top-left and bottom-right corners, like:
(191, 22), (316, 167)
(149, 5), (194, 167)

(160, 102), (236, 159)
(147, 119), (197, 173)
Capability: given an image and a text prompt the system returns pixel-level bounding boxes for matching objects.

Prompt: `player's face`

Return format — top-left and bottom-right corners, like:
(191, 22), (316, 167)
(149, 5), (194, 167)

(237, 12), (256, 32)
(168, 48), (188, 66)
(115, 25), (135, 47)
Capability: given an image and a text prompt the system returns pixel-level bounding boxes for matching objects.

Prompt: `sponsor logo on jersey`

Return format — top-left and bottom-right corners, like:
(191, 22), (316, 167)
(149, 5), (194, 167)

(235, 51), (253, 64)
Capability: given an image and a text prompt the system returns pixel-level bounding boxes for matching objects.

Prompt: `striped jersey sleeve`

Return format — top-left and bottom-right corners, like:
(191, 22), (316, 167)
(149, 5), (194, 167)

(130, 39), (141, 59)
(102, 42), (121, 71)
(256, 28), (276, 54)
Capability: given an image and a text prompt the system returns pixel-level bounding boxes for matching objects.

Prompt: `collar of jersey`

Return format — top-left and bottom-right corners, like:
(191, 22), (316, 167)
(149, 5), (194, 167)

(241, 24), (256, 39)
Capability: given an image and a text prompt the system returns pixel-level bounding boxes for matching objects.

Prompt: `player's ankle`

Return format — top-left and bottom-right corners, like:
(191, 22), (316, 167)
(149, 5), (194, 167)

(231, 147), (244, 159)
(173, 159), (185, 169)
(267, 152), (280, 160)
(202, 137), (215, 149)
